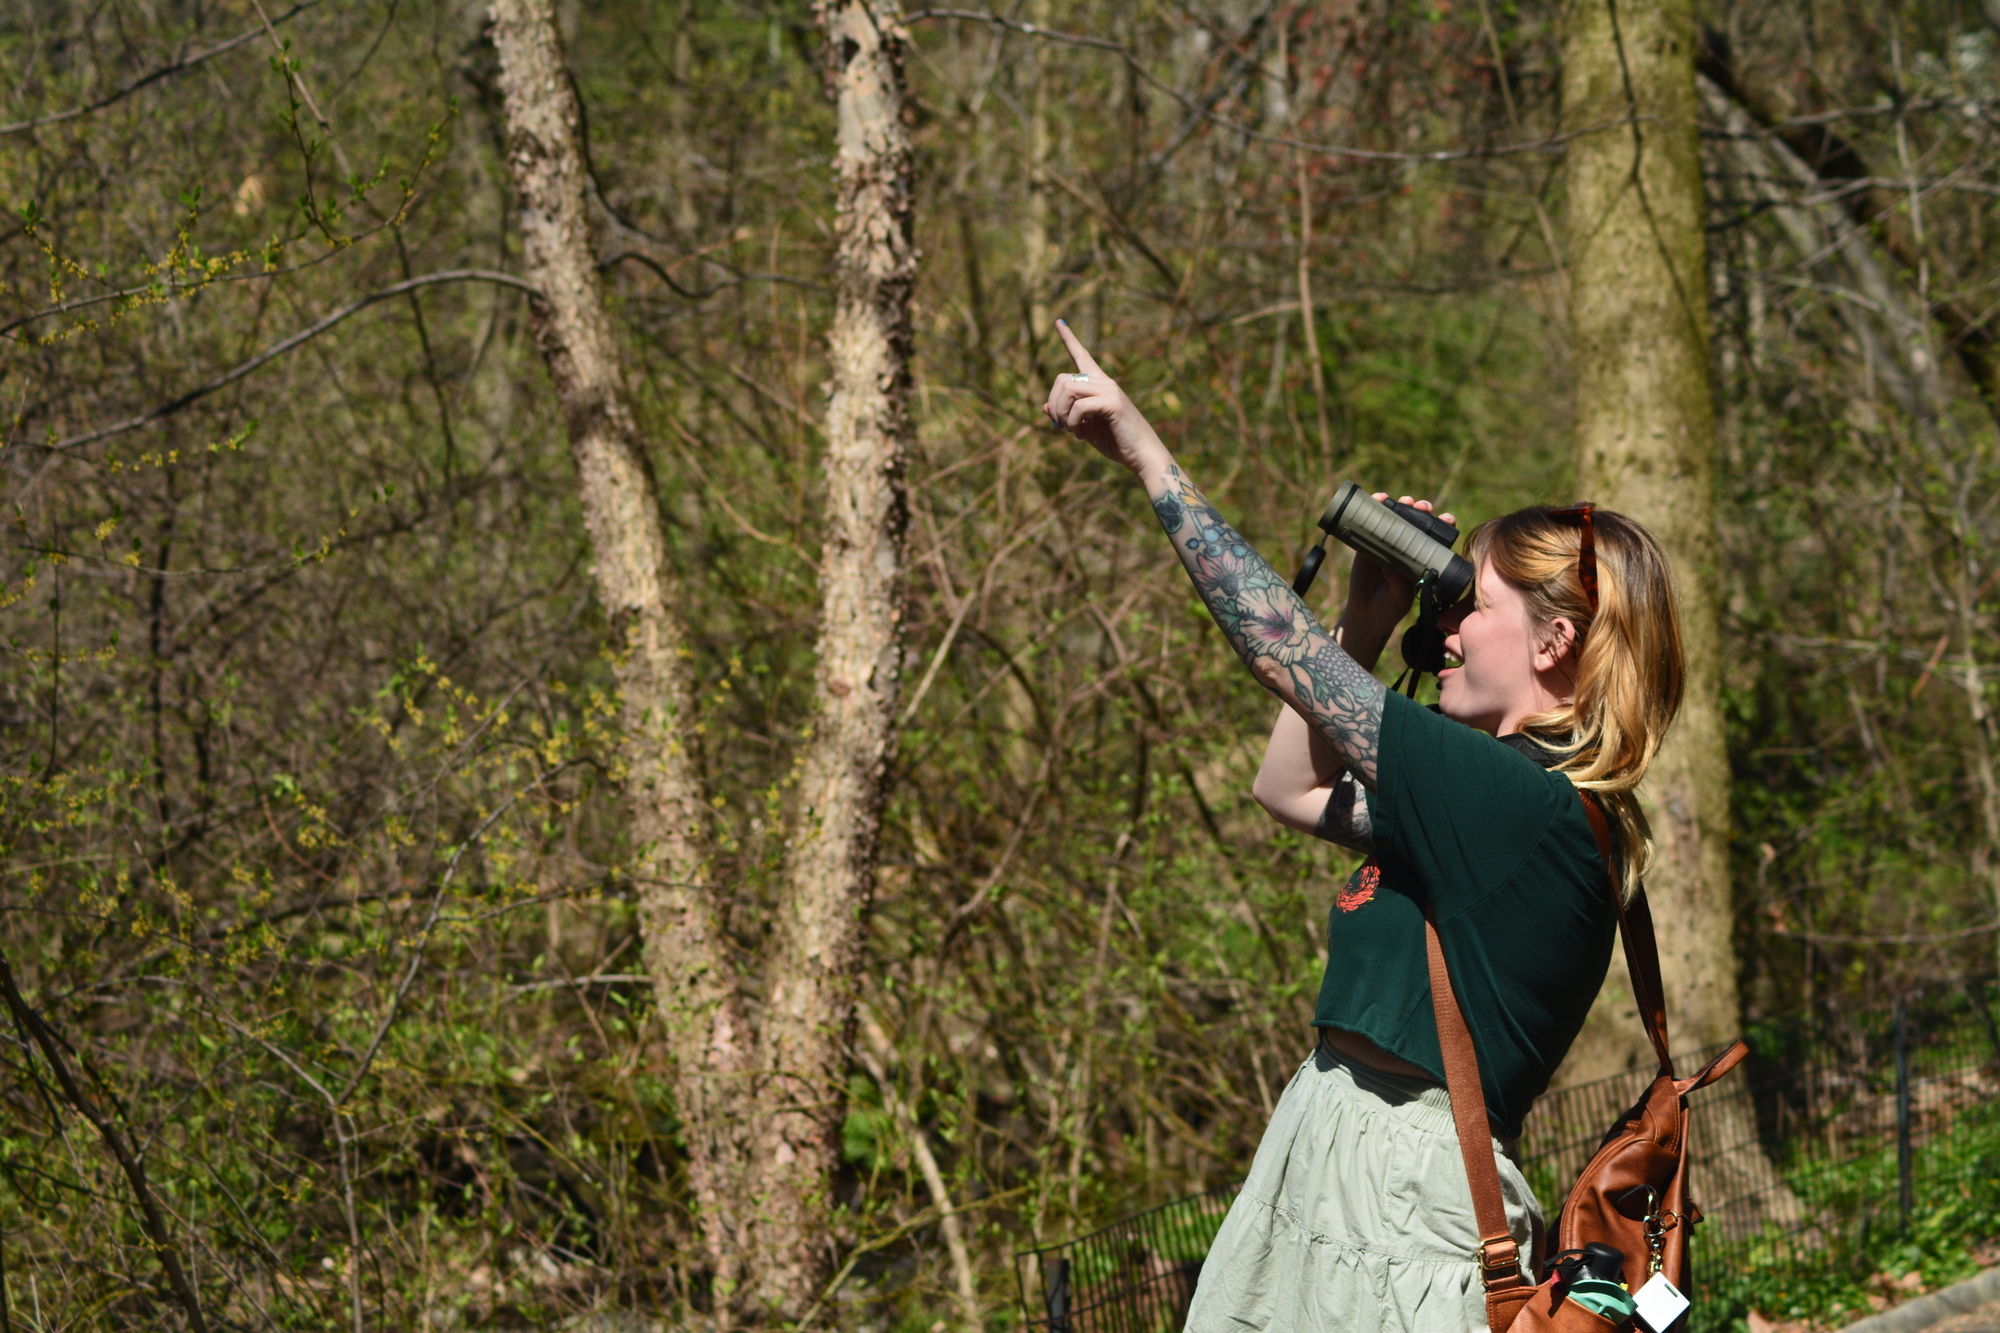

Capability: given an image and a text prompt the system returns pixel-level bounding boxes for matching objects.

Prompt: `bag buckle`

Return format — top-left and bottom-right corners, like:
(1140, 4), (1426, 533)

(1478, 1237), (1521, 1284)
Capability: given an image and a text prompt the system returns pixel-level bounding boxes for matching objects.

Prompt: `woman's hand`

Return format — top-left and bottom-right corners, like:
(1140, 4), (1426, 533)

(1342, 494), (1456, 642)
(1043, 321), (1170, 482)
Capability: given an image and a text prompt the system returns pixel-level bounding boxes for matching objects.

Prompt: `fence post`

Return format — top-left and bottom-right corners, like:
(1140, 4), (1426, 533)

(1045, 1256), (1071, 1333)
(1894, 998), (1913, 1228)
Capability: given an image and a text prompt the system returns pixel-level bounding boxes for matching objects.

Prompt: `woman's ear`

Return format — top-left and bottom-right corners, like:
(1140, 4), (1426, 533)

(1536, 618), (1579, 673)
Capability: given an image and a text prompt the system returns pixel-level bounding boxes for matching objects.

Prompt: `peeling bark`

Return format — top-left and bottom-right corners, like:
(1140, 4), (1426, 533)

(743, 0), (917, 1318)
(487, 0), (757, 1302)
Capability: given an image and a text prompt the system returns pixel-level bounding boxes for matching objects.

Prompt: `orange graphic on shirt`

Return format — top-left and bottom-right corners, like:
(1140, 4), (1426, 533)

(1337, 860), (1381, 913)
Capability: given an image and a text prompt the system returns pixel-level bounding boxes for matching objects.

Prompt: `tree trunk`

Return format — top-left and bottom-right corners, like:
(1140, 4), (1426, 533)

(1954, 569), (2000, 1010)
(1021, 0), (1054, 379)
(488, 0), (758, 1300)
(1564, 0), (1732, 1057)
(745, 0), (917, 1319)
(1559, 0), (1802, 1239)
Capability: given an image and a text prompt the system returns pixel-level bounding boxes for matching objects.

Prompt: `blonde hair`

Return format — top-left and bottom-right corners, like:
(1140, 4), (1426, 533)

(1464, 506), (1685, 899)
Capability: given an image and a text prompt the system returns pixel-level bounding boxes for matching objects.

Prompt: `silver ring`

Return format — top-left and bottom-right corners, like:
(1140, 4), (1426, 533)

(1071, 373), (1090, 383)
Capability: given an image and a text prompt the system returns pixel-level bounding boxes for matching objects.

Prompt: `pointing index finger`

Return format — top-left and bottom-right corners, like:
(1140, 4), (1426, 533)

(1055, 320), (1105, 378)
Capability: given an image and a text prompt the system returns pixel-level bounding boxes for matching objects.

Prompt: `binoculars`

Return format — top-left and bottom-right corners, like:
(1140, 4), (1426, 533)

(1292, 482), (1472, 686)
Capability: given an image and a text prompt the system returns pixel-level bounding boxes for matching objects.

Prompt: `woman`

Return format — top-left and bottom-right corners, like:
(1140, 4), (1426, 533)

(1042, 322), (1684, 1333)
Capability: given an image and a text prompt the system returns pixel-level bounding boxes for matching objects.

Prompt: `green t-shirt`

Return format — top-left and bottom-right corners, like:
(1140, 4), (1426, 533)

(1311, 690), (1617, 1138)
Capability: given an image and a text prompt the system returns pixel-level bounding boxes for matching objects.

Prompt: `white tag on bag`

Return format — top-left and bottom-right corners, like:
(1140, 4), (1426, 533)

(1633, 1273), (1691, 1333)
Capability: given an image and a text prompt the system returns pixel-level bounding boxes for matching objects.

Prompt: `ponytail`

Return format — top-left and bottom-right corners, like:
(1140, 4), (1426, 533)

(1465, 507), (1685, 899)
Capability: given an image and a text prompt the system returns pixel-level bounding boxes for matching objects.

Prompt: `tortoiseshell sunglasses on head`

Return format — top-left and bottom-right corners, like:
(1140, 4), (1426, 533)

(1549, 503), (1598, 614)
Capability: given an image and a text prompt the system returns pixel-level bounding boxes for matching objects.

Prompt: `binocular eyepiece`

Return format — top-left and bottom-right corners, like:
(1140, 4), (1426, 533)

(1292, 482), (1472, 691)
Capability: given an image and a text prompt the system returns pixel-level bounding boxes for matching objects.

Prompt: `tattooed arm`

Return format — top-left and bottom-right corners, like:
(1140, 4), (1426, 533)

(1253, 704), (1374, 848)
(1252, 491), (1444, 849)
(1043, 321), (1390, 788)
(1257, 712), (1382, 859)
(1148, 463), (1390, 786)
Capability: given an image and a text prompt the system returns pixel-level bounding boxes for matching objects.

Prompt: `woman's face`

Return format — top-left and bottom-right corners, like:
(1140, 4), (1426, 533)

(1435, 559), (1564, 736)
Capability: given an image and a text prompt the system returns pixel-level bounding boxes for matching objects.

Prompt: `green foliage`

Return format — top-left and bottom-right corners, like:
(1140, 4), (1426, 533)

(1, 0), (1997, 1326)
(1700, 1102), (2000, 1331)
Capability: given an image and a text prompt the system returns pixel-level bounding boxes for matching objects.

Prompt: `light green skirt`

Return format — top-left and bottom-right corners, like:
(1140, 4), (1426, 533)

(1184, 1039), (1543, 1333)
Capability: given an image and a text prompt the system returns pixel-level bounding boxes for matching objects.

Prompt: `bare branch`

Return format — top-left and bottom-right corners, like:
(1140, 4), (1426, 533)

(39, 270), (538, 453)
(0, 950), (210, 1333)
(906, 8), (1625, 164)
(337, 795), (522, 1104)
(1773, 922), (2000, 945)
(0, 0), (332, 137)
(601, 249), (825, 297)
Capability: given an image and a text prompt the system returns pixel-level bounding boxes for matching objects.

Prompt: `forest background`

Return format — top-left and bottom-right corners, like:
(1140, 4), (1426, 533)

(4, 0), (1999, 1328)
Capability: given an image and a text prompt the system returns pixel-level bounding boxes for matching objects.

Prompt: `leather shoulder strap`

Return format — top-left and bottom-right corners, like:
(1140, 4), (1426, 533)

(1424, 915), (1525, 1304)
(1676, 1038), (1749, 1097)
(1577, 792), (1674, 1077)
(1425, 790), (1678, 1324)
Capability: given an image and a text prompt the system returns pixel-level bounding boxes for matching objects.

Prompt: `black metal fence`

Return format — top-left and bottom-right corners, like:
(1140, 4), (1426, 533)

(1015, 979), (2000, 1332)
(1520, 978), (2000, 1325)
(1014, 1184), (1240, 1333)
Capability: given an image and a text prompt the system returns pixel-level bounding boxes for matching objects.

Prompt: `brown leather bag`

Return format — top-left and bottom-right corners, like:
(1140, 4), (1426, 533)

(1426, 792), (1749, 1333)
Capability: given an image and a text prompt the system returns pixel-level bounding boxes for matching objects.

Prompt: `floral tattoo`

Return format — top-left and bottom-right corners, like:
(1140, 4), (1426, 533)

(1151, 465), (1386, 787)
